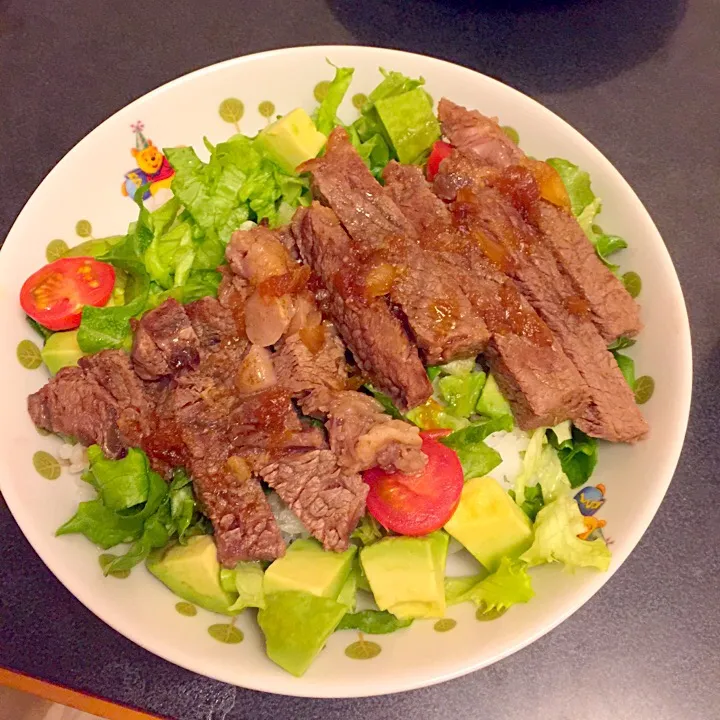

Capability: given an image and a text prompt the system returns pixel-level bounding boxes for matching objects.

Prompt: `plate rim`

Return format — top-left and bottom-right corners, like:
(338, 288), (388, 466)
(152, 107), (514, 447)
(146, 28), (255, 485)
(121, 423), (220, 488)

(0, 44), (693, 698)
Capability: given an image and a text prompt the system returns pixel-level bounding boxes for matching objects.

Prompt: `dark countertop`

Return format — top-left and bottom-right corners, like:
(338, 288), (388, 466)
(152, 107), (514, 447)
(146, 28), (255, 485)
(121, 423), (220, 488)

(1, 0), (719, 718)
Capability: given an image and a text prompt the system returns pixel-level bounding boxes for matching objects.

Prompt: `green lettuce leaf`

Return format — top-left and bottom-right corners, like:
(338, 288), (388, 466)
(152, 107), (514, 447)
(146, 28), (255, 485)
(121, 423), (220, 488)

(227, 562), (266, 612)
(445, 559), (534, 613)
(57, 447), (209, 575)
(548, 426), (598, 489)
(84, 446), (149, 511)
(406, 399), (469, 432)
(77, 262), (150, 353)
(336, 610), (413, 634)
(521, 495), (611, 571)
(613, 351), (636, 388)
(440, 425), (502, 480)
(508, 483), (544, 522)
(374, 87), (440, 164)
(315, 65), (354, 135)
(351, 513), (386, 547)
(513, 428), (571, 508)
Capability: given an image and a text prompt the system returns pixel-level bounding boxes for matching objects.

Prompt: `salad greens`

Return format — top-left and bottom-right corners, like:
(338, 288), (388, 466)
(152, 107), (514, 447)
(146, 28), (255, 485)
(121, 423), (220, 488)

(445, 558), (534, 614)
(521, 495), (612, 571)
(336, 609), (413, 634)
(57, 447), (208, 574)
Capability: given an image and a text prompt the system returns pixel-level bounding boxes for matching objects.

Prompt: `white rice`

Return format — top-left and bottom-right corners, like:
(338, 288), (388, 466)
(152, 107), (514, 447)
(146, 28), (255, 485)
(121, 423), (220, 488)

(266, 491), (310, 544)
(58, 442), (89, 475)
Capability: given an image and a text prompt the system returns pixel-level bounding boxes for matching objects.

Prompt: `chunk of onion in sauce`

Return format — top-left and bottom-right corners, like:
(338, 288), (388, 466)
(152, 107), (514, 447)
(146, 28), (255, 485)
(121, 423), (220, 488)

(244, 291), (293, 347)
(364, 262), (397, 298)
(235, 344), (277, 394)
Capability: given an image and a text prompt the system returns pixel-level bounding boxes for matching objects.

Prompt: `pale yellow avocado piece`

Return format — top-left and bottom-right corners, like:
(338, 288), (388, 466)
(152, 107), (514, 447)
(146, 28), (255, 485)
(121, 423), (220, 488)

(146, 535), (239, 615)
(255, 108), (327, 174)
(263, 538), (355, 599)
(360, 532), (449, 620)
(41, 330), (86, 375)
(444, 476), (533, 572)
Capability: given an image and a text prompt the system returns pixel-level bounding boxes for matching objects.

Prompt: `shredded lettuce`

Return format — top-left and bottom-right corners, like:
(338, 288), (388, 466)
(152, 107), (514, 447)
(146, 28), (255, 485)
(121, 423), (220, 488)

(315, 65), (354, 136)
(57, 447), (209, 574)
(513, 428), (571, 508)
(445, 558), (534, 613)
(521, 495), (611, 571)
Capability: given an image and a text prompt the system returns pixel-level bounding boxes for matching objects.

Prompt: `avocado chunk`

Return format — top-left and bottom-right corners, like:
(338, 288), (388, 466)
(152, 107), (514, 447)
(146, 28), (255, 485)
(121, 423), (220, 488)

(360, 532), (449, 620)
(146, 535), (239, 615)
(476, 374), (513, 419)
(255, 108), (327, 174)
(41, 330), (86, 375)
(444, 476), (533, 572)
(336, 562), (358, 610)
(263, 538), (355, 599)
(258, 590), (346, 677)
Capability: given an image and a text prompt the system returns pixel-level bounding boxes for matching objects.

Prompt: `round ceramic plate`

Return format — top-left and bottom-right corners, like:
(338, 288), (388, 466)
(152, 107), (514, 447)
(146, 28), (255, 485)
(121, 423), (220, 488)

(0, 46), (691, 697)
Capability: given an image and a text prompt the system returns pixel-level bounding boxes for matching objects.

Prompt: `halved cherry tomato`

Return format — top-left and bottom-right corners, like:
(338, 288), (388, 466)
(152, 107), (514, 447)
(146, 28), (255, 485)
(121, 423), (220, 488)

(363, 432), (464, 536)
(20, 257), (115, 331)
(426, 140), (454, 181)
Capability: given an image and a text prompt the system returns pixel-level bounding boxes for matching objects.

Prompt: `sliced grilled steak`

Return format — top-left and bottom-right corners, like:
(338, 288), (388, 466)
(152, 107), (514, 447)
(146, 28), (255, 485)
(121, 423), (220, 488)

(450, 184), (648, 442)
(259, 449), (368, 552)
(185, 296), (238, 351)
(194, 457), (287, 565)
(437, 98), (524, 169)
(27, 350), (155, 458)
(291, 203), (432, 410)
(274, 325), (348, 397)
(300, 128), (418, 244)
(439, 99), (642, 342)
(384, 161), (586, 429)
(131, 298), (200, 380)
(302, 129), (490, 364)
(531, 202), (642, 341)
(302, 388), (426, 475)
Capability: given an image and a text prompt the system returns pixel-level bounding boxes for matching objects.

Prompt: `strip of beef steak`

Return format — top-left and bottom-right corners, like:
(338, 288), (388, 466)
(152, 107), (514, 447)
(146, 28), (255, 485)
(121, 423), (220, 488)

(438, 99), (642, 342)
(300, 128), (490, 364)
(258, 449), (368, 552)
(291, 203), (432, 410)
(27, 350), (155, 459)
(447, 178), (648, 442)
(383, 161), (587, 429)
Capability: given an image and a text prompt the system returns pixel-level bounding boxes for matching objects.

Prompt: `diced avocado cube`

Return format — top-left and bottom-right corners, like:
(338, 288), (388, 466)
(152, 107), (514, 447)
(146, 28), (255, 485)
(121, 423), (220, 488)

(258, 590), (346, 677)
(374, 88), (441, 164)
(263, 538), (355, 599)
(255, 108), (327, 174)
(476, 374), (513, 419)
(146, 535), (239, 615)
(336, 562), (358, 610)
(41, 330), (86, 375)
(444, 476), (533, 571)
(360, 532), (449, 619)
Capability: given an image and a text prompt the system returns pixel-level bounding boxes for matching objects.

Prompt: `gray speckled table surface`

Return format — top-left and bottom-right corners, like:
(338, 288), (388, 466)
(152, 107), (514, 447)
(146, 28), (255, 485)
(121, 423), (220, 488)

(1, 0), (719, 718)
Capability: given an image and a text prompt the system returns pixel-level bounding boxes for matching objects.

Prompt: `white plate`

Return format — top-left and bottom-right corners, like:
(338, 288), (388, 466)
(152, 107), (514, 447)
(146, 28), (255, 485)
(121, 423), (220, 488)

(0, 46), (692, 697)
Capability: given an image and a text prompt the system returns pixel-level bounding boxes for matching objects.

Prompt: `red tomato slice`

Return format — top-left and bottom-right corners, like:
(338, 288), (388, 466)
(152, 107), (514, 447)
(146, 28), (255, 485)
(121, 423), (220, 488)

(20, 257), (116, 331)
(363, 433), (464, 536)
(426, 140), (454, 181)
